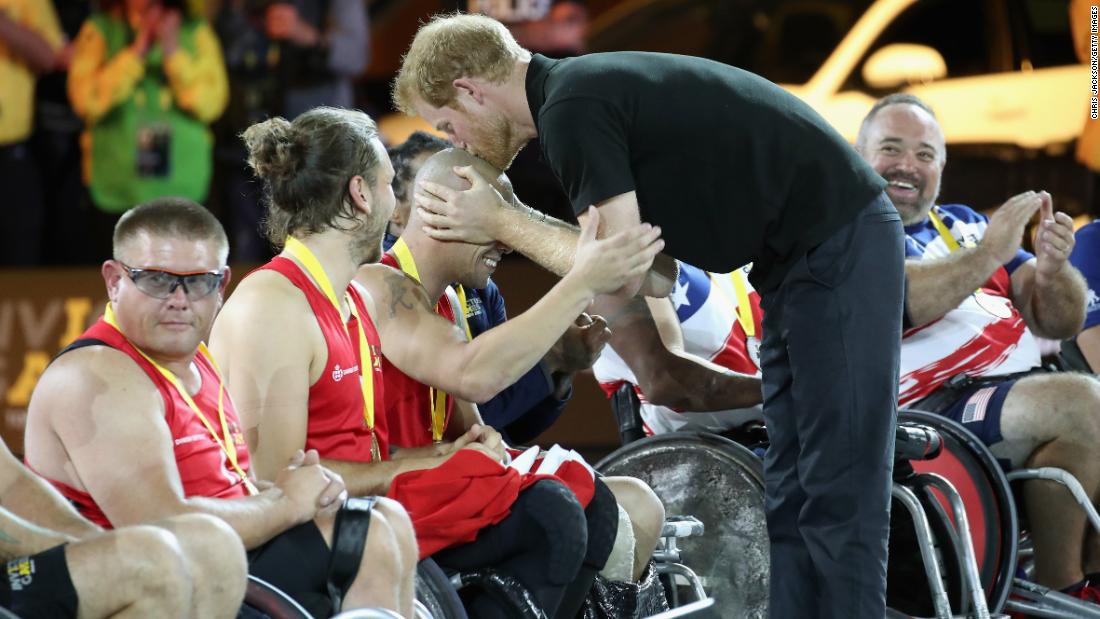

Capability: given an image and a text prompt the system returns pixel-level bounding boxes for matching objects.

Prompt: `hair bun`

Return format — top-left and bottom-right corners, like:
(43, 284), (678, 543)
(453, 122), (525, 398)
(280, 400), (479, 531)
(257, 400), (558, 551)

(242, 117), (306, 209)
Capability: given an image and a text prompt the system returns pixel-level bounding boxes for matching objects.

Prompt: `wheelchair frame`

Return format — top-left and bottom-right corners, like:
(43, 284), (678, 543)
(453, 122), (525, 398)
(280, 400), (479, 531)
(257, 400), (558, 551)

(603, 387), (1100, 618)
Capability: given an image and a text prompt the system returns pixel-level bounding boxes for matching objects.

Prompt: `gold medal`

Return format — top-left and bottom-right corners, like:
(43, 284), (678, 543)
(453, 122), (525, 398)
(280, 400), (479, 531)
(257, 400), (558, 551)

(370, 431), (382, 463)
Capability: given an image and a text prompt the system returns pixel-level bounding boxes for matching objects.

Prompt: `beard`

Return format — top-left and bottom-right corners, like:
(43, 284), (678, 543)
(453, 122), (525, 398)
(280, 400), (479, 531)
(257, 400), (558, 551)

(350, 208), (389, 266)
(882, 169), (941, 225)
(471, 111), (526, 171)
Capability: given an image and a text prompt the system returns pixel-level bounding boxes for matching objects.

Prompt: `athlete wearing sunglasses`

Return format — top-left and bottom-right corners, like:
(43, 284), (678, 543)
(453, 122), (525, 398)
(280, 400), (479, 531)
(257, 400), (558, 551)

(118, 263), (227, 300)
(25, 197), (417, 617)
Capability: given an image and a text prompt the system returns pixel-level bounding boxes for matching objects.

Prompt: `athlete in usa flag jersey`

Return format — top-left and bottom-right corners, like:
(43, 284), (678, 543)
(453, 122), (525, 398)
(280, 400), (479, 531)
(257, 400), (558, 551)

(858, 94), (1098, 594)
(899, 204), (1041, 407)
(592, 260), (764, 436)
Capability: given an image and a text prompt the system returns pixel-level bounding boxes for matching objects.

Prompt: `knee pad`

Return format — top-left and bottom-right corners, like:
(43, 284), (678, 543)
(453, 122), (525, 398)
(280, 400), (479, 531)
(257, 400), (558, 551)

(599, 502), (636, 582)
(519, 480), (588, 583)
(582, 479), (620, 570)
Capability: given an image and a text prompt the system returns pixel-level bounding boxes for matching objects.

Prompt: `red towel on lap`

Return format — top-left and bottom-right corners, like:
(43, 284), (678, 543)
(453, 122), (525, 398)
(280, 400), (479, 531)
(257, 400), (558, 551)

(388, 449), (595, 559)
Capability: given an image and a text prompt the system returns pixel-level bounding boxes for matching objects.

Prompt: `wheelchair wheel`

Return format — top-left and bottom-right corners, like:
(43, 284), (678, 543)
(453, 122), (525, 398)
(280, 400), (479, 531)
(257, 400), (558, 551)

(416, 558), (468, 619)
(596, 431), (768, 618)
(887, 481), (968, 616)
(900, 409), (1019, 614)
(244, 575), (313, 618)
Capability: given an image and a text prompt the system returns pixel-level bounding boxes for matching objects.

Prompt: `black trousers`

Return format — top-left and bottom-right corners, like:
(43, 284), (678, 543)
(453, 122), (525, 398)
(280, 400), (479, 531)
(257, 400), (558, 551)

(759, 193), (904, 618)
(432, 478), (617, 618)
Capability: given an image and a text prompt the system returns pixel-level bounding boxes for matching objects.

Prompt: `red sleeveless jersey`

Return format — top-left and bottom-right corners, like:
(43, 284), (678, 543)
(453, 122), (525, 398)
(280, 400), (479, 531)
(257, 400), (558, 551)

(44, 319), (252, 528)
(371, 255), (597, 558)
(255, 257), (387, 462)
(378, 253), (456, 448)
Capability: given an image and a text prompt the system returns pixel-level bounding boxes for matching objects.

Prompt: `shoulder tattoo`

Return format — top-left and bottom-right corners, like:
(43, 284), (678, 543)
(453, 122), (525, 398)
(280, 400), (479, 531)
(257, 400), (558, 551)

(382, 270), (423, 319)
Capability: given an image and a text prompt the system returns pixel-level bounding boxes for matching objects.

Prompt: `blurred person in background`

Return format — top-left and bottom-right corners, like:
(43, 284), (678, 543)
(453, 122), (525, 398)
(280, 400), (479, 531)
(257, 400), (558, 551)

(210, 0), (368, 262)
(0, 0), (64, 266)
(455, 0), (587, 58)
(68, 0), (228, 261)
(32, 0), (92, 265)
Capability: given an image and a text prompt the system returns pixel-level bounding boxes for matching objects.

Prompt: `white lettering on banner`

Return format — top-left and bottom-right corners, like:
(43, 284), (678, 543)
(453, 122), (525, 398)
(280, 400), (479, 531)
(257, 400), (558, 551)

(1091, 6), (1098, 118)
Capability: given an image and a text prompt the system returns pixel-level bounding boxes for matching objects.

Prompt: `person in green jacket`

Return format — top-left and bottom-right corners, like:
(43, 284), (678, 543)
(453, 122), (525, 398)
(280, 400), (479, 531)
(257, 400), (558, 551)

(68, 0), (227, 240)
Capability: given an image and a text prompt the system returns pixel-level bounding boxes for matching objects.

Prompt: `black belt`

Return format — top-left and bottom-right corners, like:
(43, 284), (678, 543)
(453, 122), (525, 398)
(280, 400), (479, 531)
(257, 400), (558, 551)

(326, 496), (378, 611)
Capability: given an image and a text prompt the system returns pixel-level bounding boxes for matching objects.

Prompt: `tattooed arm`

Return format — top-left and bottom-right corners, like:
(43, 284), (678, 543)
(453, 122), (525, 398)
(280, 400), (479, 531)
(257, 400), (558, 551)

(355, 262), (599, 404)
(591, 294), (761, 411)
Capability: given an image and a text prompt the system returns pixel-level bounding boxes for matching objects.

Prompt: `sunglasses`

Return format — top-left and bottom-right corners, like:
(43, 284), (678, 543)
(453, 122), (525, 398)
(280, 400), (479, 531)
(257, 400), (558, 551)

(120, 263), (226, 300)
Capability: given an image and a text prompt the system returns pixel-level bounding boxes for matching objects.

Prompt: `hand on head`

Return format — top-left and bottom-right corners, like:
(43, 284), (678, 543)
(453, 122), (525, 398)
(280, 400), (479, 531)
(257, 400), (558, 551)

(415, 165), (510, 245)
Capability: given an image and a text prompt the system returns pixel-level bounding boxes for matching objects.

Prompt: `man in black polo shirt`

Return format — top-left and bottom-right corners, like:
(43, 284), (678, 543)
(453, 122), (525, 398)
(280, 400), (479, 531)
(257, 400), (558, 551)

(394, 13), (904, 617)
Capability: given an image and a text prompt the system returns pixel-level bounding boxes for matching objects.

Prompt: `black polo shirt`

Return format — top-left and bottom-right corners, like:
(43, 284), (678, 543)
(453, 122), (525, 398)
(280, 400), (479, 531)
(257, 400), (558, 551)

(525, 52), (886, 292)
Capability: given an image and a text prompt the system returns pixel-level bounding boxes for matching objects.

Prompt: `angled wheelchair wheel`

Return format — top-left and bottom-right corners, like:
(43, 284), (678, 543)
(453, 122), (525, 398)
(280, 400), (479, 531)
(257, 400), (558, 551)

(596, 431), (768, 618)
(416, 558), (468, 619)
(887, 481), (968, 616)
(899, 409), (1018, 614)
(244, 575), (313, 619)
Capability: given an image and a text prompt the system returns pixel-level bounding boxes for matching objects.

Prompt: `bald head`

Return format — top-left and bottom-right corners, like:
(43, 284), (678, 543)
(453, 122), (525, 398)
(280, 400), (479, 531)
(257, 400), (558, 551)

(408, 148), (515, 238)
(407, 148), (515, 290)
(415, 148), (514, 203)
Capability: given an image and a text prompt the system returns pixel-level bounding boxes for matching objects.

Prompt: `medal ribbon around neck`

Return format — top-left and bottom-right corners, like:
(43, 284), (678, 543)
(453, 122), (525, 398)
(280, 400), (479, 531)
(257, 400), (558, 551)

(390, 238), (474, 442)
(284, 237), (381, 461)
(927, 208), (990, 298)
(708, 268), (757, 339)
(928, 208), (963, 253)
(103, 303), (258, 495)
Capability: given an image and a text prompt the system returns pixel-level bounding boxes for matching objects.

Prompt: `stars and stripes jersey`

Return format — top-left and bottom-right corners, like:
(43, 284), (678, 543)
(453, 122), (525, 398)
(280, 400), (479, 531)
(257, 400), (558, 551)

(899, 204), (1040, 407)
(592, 261), (764, 435)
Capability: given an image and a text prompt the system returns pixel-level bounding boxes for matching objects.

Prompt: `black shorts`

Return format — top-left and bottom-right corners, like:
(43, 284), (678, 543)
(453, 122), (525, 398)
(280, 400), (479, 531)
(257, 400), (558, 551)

(2, 545), (79, 618)
(248, 521), (334, 618)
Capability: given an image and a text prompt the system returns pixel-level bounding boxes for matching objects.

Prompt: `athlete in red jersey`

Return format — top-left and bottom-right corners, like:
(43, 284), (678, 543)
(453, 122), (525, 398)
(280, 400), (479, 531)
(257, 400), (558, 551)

(212, 108), (663, 619)
(360, 147), (674, 601)
(1, 434), (247, 619)
(23, 198), (415, 618)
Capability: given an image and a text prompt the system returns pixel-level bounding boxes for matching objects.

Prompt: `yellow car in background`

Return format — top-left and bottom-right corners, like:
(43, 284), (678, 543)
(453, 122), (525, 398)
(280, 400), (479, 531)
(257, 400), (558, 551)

(589, 0), (1092, 211)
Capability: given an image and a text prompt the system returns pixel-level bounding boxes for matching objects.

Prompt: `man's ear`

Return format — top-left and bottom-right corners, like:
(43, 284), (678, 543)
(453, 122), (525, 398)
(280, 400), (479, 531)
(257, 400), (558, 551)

(219, 266), (233, 295)
(452, 78), (483, 105)
(348, 175), (373, 216)
(102, 260), (124, 303)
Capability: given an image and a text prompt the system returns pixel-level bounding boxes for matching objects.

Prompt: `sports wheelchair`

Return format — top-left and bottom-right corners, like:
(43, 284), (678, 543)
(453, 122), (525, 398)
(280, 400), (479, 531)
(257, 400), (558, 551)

(601, 384), (1100, 618)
